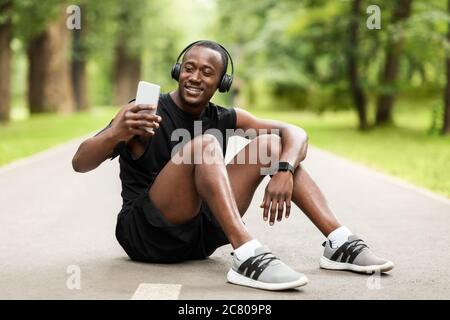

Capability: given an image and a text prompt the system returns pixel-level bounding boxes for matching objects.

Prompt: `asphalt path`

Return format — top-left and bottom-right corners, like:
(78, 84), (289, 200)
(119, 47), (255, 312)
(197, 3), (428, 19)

(1, 136), (449, 299)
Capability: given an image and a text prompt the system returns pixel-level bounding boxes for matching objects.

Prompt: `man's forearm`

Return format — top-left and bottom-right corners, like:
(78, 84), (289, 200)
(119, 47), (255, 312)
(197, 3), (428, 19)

(279, 125), (308, 169)
(72, 128), (121, 173)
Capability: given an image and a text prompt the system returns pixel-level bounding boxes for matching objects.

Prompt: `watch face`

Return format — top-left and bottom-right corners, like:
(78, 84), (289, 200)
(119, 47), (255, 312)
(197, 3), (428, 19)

(277, 162), (294, 175)
(278, 162), (289, 170)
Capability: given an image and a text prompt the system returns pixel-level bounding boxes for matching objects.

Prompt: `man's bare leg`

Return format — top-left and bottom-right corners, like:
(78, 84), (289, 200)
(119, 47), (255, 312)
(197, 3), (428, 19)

(148, 134), (251, 249)
(225, 134), (279, 215)
(224, 134), (393, 273)
(151, 133), (340, 242)
(149, 133), (309, 288)
(291, 165), (342, 237)
(225, 134), (341, 236)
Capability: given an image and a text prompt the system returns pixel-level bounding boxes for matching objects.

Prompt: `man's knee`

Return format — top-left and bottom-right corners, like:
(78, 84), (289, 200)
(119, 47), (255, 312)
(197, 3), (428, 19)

(198, 133), (222, 148)
(190, 134), (224, 164)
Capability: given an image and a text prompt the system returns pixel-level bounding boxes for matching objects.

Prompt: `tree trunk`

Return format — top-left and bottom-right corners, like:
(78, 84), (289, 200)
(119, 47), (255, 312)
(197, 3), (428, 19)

(0, 0), (12, 122)
(71, 25), (89, 111)
(27, 9), (75, 113)
(113, 42), (141, 105)
(348, 0), (368, 130)
(442, 0), (450, 135)
(375, 0), (413, 125)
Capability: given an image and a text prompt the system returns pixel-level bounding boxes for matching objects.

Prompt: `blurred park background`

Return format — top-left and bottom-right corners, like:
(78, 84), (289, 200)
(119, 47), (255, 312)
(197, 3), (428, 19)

(0, 0), (449, 197)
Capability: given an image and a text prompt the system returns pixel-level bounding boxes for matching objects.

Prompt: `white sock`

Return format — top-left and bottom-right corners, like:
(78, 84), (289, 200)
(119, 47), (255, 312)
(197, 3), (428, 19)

(234, 239), (262, 261)
(327, 226), (352, 248)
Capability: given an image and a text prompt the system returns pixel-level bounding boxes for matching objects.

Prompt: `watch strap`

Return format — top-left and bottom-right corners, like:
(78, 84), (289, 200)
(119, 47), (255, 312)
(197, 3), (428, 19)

(277, 162), (295, 175)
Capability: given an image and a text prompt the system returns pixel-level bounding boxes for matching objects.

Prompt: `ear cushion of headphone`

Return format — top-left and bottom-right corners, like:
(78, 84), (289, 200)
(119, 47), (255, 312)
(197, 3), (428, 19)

(219, 74), (233, 93)
(171, 63), (181, 81)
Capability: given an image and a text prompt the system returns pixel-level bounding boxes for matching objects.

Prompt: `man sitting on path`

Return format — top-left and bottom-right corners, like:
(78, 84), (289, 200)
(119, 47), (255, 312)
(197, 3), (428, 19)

(72, 40), (394, 291)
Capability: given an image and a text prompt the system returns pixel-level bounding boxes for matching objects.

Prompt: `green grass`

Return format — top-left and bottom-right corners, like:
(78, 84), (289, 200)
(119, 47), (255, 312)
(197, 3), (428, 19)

(0, 106), (117, 166)
(253, 102), (450, 198)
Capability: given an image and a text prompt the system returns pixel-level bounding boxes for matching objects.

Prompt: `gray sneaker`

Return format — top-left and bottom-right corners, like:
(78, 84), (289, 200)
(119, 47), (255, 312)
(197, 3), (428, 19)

(320, 235), (394, 274)
(227, 246), (308, 291)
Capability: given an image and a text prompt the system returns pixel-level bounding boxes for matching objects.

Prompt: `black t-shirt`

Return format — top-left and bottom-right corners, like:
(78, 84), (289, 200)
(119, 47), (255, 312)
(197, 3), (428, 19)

(96, 93), (237, 212)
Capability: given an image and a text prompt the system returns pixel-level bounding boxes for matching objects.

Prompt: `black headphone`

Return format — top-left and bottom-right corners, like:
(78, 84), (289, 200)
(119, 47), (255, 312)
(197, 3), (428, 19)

(171, 40), (234, 93)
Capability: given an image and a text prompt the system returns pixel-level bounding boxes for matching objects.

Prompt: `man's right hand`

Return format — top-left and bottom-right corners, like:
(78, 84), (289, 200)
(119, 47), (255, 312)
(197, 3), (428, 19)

(110, 102), (162, 142)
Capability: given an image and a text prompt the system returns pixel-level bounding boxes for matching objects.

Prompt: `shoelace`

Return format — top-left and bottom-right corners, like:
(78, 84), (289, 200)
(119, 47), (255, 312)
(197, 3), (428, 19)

(329, 238), (370, 263)
(346, 239), (369, 255)
(252, 252), (278, 266)
(231, 251), (278, 262)
(236, 252), (279, 280)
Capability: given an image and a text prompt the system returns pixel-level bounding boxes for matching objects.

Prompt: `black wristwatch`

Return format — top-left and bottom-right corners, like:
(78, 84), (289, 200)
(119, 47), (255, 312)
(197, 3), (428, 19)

(277, 162), (295, 176)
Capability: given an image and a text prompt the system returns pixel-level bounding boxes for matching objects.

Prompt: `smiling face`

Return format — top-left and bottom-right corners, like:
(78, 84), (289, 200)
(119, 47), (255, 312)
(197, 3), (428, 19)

(175, 45), (225, 111)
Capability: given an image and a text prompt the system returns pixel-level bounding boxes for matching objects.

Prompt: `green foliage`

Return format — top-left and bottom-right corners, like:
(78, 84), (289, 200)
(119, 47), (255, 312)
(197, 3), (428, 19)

(5, 0), (450, 129)
(213, 0), (448, 118)
(12, 0), (62, 40)
(76, 0), (119, 59)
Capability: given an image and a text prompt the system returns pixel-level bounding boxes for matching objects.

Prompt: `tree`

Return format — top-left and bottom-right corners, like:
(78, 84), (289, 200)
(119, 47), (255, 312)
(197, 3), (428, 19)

(216, 0), (278, 107)
(14, 1), (75, 113)
(71, 4), (89, 111)
(0, 0), (12, 122)
(26, 5), (75, 113)
(112, 0), (147, 105)
(375, 0), (413, 125)
(69, 0), (120, 110)
(113, 42), (141, 105)
(347, 0), (367, 130)
(443, 0), (450, 135)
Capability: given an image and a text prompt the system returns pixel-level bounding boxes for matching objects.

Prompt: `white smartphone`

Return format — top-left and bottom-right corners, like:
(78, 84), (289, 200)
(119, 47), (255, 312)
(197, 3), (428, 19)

(135, 81), (160, 132)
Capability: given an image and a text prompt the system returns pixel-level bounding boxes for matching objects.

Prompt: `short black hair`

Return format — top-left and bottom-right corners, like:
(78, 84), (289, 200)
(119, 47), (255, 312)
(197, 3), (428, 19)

(185, 40), (229, 76)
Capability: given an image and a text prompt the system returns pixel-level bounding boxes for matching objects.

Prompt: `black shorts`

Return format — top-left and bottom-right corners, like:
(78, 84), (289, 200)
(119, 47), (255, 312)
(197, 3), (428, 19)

(115, 192), (230, 263)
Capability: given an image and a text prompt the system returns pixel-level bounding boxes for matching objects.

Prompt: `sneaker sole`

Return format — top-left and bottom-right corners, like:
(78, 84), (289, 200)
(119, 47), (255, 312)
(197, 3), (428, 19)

(319, 256), (394, 274)
(227, 268), (308, 291)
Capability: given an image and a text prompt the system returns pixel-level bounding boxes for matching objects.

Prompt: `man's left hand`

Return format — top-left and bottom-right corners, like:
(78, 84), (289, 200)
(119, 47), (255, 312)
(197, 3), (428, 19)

(260, 171), (294, 225)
